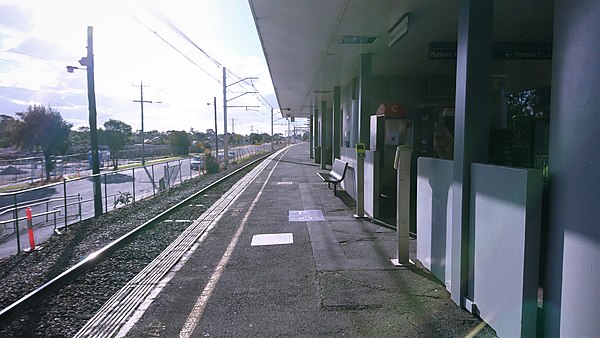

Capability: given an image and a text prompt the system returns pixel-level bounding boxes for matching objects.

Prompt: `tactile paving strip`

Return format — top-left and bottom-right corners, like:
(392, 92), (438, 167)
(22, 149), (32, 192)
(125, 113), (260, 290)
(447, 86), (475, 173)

(74, 151), (282, 338)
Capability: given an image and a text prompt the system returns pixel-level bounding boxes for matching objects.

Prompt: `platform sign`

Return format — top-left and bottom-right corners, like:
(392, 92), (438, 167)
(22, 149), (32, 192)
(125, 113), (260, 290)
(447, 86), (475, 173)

(388, 14), (409, 47)
(493, 43), (552, 60)
(356, 143), (366, 158)
(429, 42), (457, 60)
(429, 42), (552, 60)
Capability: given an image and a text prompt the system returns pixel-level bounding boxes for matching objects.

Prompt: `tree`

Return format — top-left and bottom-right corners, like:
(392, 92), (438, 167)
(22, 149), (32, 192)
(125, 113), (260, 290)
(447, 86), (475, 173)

(249, 133), (263, 145)
(98, 119), (132, 169)
(68, 126), (91, 153)
(167, 130), (191, 156)
(0, 114), (17, 147)
(507, 87), (551, 147)
(13, 105), (72, 181)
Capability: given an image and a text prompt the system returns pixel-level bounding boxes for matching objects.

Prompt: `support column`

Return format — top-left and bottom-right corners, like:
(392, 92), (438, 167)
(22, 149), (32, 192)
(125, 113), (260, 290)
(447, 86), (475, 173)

(321, 100), (330, 169)
(333, 86), (342, 161)
(314, 108), (320, 164)
(358, 54), (372, 147)
(309, 114), (314, 159)
(450, 0), (492, 306)
(545, 1), (600, 336)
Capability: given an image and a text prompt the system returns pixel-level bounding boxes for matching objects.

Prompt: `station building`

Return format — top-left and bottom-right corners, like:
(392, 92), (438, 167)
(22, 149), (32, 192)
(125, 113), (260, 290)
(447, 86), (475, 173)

(249, 0), (599, 336)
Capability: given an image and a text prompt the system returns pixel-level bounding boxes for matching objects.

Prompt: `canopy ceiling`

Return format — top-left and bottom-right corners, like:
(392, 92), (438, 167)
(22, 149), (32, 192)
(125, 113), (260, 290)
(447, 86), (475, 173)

(249, 0), (554, 118)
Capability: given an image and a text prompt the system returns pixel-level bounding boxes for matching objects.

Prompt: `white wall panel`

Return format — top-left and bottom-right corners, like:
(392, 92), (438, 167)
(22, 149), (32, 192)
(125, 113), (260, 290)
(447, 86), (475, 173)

(470, 164), (542, 337)
(416, 157), (453, 290)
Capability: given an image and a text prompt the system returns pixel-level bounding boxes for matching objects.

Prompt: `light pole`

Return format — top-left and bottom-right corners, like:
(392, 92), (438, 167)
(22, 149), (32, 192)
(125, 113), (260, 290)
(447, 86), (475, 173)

(67, 26), (102, 217)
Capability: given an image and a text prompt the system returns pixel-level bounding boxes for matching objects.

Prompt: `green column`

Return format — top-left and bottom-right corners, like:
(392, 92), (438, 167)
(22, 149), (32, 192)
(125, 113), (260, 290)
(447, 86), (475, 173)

(321, 100), (329, 169)
(333, 86), (342, 160)
(358, 54), (372, 147)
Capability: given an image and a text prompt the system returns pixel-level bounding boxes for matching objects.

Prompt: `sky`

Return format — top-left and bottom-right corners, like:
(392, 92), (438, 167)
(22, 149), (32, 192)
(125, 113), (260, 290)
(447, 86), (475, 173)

(0, 0), (294, 136)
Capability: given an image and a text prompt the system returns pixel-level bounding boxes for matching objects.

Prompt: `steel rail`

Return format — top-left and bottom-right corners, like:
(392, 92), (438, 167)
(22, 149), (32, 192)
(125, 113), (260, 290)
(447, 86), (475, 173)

(0, 152), (271, 325)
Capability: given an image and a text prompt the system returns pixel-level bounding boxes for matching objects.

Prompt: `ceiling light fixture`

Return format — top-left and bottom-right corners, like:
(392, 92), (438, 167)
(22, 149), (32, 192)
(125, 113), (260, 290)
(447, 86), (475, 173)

(339, 35), (377, 44)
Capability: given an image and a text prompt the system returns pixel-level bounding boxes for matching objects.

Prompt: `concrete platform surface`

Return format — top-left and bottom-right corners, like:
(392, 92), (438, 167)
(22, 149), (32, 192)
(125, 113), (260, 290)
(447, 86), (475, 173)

(107, 143), (495, 337)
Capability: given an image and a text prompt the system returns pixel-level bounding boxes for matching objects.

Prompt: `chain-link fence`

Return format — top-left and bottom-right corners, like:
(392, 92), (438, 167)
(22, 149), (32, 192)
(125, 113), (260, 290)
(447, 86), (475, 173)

(0, 143), (273, 258)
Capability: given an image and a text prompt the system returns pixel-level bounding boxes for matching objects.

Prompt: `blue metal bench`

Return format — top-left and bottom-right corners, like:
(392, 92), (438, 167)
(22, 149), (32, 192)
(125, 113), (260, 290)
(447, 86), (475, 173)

(317, 159), (348, 196)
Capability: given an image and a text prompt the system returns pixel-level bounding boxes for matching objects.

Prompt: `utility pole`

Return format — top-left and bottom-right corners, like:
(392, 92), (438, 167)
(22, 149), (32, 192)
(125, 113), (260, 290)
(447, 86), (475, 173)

(231, 118), (236, 133)
(222, 67), (258, 168)
(86, 26), (102, 217)
(133, 82), (160, 166)
(222, 67), (229, 168)
(271, 107), (274, 151)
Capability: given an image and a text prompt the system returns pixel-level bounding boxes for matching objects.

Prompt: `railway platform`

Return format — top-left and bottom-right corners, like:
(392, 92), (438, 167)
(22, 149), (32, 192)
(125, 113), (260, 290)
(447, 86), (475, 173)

(76, 142), (493, 337)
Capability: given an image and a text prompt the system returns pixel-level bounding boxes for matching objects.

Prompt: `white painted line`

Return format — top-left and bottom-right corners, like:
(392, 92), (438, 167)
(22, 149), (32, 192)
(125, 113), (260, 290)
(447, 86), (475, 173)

(179, 148), (291, 338)
(288, 209), (325, 222)
(251, 233), (294, 246)
(277, 181), (293, 185)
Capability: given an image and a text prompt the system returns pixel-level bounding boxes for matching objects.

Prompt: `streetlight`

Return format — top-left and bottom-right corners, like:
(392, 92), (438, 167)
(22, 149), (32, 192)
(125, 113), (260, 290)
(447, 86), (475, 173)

(66, 26), (102, 217)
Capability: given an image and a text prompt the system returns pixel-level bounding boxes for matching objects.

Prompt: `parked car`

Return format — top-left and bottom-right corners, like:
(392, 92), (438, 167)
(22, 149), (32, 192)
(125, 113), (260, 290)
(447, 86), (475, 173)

(190, 156), (204, 170)
(217, 151), (235, 161)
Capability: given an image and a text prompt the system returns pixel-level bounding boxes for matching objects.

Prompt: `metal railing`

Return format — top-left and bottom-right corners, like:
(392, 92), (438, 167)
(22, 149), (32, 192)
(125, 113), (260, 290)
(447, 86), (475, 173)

(0, 143), (273, 258)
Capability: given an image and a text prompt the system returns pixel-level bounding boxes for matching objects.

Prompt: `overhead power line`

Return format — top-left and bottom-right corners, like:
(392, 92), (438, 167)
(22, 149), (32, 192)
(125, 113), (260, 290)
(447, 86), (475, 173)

(111, 0), (222, 84)
(115, 1), (276, 114)
(148, 6), (223, 68)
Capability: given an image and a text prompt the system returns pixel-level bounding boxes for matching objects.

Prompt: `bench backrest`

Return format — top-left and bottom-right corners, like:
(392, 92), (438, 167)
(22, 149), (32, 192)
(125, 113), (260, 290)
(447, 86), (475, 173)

(331, 159), (348, 181)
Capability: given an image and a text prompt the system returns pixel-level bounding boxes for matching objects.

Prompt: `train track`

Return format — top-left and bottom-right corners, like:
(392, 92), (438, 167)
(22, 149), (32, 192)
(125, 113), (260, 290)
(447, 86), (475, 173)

(0, 153), (270, 337)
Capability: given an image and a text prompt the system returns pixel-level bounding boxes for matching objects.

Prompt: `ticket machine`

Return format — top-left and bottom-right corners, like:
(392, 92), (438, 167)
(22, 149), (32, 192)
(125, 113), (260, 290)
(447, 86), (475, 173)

(369, 104), (413, 224)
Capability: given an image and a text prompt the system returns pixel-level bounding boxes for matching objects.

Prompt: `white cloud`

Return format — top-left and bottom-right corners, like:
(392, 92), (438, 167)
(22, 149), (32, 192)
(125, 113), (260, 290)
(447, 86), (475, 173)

(0, 0), (286, 135)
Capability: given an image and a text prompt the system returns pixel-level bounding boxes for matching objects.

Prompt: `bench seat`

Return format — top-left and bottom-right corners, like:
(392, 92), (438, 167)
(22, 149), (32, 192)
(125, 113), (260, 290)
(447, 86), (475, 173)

(317, 159), (348, 196)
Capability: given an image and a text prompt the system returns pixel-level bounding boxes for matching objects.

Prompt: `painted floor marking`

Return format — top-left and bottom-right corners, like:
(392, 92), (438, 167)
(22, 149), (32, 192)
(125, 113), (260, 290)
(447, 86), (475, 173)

(277, 181), (293, 185)
(179, 147), (291, 338)
(289, 209), (325, 222)
(251, 233), (294, 246)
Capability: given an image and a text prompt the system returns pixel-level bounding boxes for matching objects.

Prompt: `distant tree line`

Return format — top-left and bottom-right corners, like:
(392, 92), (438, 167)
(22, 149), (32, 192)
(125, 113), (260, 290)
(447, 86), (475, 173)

(1, 104), (283, 180)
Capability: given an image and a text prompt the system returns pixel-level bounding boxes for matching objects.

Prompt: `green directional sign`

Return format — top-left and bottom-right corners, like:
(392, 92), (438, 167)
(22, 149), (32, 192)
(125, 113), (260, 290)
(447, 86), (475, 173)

(429, 42), (552, 60)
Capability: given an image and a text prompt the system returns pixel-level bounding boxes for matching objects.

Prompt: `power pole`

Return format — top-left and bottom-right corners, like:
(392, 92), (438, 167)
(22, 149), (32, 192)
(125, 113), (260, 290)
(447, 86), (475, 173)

(86, 26), (102, 217)
(231, 118), (236, 133)
(133, 81), (159, 166)
(222, 67), (258, 168)
(222, 67), (229, 168)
